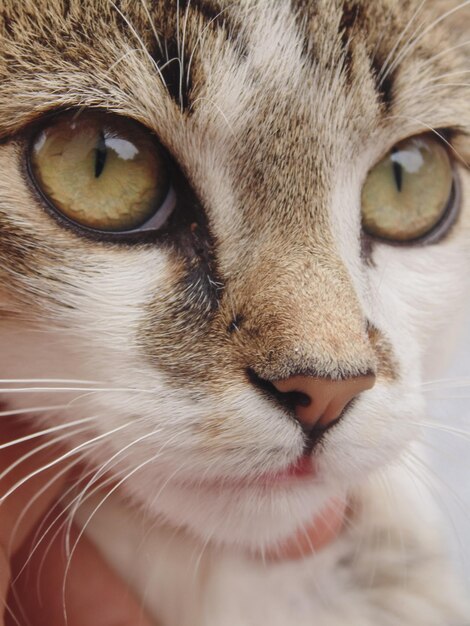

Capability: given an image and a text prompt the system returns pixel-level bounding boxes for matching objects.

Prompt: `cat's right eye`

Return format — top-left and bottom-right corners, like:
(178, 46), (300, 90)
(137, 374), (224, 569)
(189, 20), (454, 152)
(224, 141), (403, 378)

(29, 110), (175, 234)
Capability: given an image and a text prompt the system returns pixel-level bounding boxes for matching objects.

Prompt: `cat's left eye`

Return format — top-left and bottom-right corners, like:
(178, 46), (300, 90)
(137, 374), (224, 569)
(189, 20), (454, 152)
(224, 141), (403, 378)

(29, 110), (175, 234)
(361, 135), (457, 244)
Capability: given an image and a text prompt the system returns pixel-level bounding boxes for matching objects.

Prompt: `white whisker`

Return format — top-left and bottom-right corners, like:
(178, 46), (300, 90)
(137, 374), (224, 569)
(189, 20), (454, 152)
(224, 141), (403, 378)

(139, 0), (164, 55)
(400, 82), (470, 103)
(424, 68), (470, 83)
(186, 5), (233, 87)
(18, 471), (116, 588)
(8, 457), (82, 568)
(0, 424), (93, 485)
(0, 421), (134, 503)
(402, 453), (469, 567)
(0, 417), (96, 450)
(406, 451), (470, 524)
(412, 420), (470, 443)
(0, 379), (101, 385)
(64, 425), (164, 551)
(107, 47), (142, 73)
(385, 114), (470, 167)
(419, 376), (470, 389)
(385, 0), (470, 79)
(419, 39), (470, 67)
(179, 0), (191, 111)
(0, 405), (69, 418)
(378, 0), (427, 83)
(61, 431), (182, 624)
(107, 0), (168, 89)
(0, 386), (154, 394)
(189, 96), (241, 148)
(1, 602), (23, 626)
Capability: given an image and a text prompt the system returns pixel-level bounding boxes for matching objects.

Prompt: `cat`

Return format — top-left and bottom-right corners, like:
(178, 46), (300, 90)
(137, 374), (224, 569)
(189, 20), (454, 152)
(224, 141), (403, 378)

(0, 0), (469, 624)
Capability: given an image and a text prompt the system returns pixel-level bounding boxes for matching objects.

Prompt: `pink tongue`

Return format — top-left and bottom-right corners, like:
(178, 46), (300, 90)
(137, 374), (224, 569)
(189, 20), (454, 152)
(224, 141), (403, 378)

(263, 497), (347, 562)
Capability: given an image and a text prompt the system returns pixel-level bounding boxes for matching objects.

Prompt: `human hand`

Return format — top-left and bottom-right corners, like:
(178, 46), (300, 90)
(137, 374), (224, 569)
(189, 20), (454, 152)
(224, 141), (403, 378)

(0, 414), (346, 626)
(0, 415), (154, 626)
(266, 496), (347, 561)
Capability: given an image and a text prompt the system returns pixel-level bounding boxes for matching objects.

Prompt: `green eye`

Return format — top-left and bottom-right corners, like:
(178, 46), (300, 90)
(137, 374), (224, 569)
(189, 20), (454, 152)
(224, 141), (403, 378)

(361, 135), (454, 243)
(29, 111), (173, 233)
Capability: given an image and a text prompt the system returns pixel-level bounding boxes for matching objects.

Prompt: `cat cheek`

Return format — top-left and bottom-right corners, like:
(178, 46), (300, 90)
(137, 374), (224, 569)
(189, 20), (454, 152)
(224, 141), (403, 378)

(317, 383), (424, 481)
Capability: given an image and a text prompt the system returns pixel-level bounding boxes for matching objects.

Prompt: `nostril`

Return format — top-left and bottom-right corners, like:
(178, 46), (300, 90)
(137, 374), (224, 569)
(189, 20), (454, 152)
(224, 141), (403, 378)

(293, 392), (311, 407)
(302, 407), (350, 455)
(246, 369), (311, 413)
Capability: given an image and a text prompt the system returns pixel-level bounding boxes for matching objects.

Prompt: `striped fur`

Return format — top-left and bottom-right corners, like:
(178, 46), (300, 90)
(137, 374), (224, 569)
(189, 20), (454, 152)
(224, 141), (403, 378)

(0, 1), (469, 624)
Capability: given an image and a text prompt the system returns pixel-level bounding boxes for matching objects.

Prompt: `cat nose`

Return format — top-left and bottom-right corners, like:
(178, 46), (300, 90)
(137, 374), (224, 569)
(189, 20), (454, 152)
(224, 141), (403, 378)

(273, 374), (376, 431)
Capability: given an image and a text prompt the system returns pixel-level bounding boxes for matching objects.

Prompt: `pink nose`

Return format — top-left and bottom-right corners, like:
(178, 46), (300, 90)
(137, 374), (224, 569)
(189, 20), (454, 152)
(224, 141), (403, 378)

(273, 374), (376, 429)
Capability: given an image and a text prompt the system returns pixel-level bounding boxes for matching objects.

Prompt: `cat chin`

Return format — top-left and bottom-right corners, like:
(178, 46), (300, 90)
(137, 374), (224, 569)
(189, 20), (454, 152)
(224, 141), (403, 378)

(125, 473), (343, 551)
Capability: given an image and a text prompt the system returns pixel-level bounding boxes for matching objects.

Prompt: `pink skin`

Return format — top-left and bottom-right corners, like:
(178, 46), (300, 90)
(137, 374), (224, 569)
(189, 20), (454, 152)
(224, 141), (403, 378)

(265, 498), (347, 561)
(0, 417), (154, 626)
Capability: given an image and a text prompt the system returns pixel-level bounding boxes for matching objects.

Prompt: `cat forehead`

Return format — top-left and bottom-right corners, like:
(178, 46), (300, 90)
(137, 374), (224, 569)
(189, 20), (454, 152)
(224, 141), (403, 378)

(1, 1), (467, 231)
(0, 0), (466, 138)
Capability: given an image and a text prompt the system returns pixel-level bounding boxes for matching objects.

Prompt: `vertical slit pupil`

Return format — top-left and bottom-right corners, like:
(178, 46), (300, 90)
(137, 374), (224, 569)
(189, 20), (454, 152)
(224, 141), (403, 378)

(94, 132), (107, 178)
(391, 149), (403, 192)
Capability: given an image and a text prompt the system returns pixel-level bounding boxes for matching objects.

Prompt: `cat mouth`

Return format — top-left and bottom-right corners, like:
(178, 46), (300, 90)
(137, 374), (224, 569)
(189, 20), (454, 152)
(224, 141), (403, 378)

(183, 454), (318, 491)
(253, 454), (317, 486)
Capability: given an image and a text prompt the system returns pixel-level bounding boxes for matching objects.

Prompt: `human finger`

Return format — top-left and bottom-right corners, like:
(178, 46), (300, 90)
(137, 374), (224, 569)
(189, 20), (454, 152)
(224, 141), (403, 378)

(10, 518), (155, 626)
(0, 416), (74, 625)
(265, 497), (347, 561)
(0, 417), (154, 625)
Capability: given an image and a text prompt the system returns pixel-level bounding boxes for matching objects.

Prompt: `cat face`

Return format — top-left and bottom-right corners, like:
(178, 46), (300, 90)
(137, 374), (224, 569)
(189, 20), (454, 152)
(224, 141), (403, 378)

(0, 0), (469, 550)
